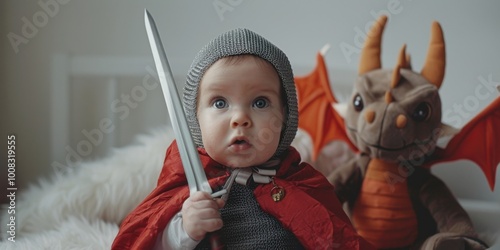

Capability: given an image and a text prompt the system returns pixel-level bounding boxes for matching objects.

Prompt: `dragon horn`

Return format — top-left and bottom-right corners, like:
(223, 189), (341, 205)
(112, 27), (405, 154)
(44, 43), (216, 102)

(405, 53), (412, 70)
(359, 15), (388, 75)
(391, 44), (406, 88)
(421, 21), (446, 89)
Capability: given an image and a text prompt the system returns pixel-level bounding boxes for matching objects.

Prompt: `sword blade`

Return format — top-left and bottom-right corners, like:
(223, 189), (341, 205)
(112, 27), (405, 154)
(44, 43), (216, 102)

(144, 9), (211, 194)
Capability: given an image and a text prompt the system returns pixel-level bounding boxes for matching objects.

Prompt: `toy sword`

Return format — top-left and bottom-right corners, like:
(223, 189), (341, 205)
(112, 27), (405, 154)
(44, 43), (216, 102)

(144, 10), (225, 250)
(144, 9), (211, 195)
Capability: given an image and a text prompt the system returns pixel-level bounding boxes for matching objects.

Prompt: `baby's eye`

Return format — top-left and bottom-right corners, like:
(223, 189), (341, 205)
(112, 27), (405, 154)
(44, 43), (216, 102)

(213, 99), (227, 109)
(253, 98), (269, 109)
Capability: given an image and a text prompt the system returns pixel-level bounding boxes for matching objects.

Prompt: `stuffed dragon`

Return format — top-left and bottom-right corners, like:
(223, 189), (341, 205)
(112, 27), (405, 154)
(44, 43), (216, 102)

(293, 15), (499, 249)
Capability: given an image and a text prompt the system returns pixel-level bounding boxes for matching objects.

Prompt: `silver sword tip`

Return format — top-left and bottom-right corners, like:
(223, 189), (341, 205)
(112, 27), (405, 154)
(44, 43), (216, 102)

(144, 9), (154, 26)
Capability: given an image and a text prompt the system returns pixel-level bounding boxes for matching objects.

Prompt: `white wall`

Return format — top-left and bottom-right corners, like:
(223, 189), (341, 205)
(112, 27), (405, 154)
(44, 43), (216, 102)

(2, 1), (499, 203)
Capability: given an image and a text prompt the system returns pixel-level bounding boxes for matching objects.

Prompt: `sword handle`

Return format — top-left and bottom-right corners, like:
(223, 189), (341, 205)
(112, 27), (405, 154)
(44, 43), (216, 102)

(208, 231), (225, 250)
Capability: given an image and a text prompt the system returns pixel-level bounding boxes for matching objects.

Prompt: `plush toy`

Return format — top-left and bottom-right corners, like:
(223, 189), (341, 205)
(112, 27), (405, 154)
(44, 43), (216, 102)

(294, 15), (499, 249)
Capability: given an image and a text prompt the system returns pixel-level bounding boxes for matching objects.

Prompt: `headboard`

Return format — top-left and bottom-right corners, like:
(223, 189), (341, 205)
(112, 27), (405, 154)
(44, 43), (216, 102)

(49, 54), (183, 167)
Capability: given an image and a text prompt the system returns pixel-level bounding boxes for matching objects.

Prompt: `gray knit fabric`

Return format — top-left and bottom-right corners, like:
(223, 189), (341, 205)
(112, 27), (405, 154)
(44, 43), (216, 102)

(195, 183), (304, 249)
(183, 28), (298, 157)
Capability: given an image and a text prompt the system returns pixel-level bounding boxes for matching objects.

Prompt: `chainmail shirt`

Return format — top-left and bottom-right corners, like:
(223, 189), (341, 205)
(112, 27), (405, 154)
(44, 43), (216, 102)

(195, 182), (304, 250)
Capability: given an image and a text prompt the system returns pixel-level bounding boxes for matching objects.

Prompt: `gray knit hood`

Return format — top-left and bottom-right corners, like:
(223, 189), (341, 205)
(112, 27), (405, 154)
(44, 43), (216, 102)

(183, 28), (297, 157)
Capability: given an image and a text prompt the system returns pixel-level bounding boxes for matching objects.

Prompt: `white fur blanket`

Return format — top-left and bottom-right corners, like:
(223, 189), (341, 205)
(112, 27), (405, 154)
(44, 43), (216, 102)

(0, 127), (175, 250)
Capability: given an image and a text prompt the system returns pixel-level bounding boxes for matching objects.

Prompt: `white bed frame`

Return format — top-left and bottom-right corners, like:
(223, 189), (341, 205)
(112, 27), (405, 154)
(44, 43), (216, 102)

(49, 54), (153, 163)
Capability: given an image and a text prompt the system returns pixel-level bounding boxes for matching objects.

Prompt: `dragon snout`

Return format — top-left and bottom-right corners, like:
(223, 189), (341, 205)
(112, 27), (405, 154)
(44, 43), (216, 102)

(363, 108), (407, 129)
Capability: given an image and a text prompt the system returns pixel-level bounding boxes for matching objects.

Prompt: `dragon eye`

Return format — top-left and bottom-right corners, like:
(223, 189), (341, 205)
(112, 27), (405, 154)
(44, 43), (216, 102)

(412, 102), (432, 122)
(353, 94), (364, 112)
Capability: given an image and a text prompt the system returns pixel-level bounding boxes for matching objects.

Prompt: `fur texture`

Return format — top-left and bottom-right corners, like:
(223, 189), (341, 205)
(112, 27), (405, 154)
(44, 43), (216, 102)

(0, 127), (174, 250)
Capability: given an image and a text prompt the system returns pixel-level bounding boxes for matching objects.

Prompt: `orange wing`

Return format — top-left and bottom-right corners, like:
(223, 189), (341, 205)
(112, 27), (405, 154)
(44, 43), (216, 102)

(295, 53), (357, 160)
(427, 96), (500, 190)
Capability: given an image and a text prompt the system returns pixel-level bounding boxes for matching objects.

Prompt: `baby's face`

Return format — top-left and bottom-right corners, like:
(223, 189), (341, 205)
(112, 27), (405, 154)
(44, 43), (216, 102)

(197, 55), (284, 168)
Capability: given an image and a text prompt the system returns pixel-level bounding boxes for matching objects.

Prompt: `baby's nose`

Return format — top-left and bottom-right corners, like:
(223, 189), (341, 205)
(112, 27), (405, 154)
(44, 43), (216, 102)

(231, 110), (252, 128)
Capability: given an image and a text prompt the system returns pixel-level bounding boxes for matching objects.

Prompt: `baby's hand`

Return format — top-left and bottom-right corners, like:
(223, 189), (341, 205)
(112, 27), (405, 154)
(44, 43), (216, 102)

(181, 191), (225, 241)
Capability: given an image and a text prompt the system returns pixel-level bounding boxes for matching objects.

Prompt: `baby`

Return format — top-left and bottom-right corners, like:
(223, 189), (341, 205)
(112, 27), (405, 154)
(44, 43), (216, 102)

(112, 28), (372, 249)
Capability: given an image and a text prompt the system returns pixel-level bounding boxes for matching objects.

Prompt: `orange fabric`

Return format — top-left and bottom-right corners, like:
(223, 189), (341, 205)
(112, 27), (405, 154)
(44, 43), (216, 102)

(359, 15), (387, 74)
(352, 159), (418, 249)
(420, 21), (446, 89)
(111, 141), (374, 250)
(426, 96), (500, 190)
(295, 53), (357, 160)
(354, 198), (418, 220)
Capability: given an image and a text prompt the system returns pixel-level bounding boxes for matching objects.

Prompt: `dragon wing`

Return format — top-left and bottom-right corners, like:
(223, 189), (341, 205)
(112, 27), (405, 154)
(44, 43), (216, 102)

(428, 96), (500, 190)
(294, 52), (357, 161)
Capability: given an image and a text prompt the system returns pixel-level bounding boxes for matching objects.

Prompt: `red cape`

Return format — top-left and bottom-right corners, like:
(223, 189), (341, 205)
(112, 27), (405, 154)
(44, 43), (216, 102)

(112, 141), (373, 249)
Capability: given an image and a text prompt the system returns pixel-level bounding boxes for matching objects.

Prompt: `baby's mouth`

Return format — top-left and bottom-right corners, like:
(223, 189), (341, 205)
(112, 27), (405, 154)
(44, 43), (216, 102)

(229, 137), (251, 150)
(233, 139), (247, 145)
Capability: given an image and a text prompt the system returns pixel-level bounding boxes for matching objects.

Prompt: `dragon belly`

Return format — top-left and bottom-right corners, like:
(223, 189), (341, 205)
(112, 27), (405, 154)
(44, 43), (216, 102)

(352, 159), (418, 249)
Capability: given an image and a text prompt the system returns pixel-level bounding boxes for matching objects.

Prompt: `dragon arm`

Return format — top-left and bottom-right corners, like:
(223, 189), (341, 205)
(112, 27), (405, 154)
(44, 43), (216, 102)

(328, 154), (370, 204)
(418, 174), (488, 249)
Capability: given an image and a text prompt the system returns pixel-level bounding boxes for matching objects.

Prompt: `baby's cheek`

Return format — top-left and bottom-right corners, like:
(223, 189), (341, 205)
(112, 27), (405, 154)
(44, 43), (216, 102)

(267, 115), (284, 134)
(200, 129), (214, 145)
